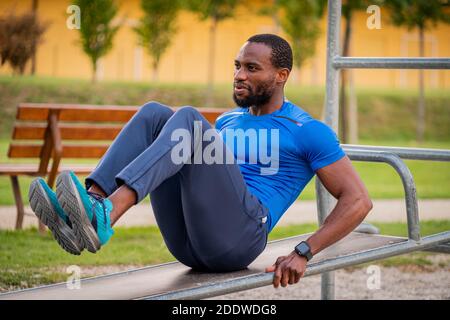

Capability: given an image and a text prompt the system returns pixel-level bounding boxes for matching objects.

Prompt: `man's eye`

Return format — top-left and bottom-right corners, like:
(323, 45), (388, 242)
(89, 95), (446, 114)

(248, 65), (256, 71)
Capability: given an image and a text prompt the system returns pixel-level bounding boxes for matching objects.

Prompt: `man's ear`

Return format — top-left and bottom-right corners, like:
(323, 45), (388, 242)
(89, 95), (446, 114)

(276, 68), (290, 84)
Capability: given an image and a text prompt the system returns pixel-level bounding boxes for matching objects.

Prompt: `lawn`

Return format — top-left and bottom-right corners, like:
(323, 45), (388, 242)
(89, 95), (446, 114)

(1, 220), (448, 292)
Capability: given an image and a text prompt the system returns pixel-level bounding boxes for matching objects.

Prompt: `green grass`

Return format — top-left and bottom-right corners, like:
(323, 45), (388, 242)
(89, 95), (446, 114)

(1, 220), (448, 291)
(1, 75), (450, 140)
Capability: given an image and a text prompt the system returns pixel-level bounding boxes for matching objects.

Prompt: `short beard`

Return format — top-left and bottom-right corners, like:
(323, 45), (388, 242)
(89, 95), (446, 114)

(233, 80), (276, 109)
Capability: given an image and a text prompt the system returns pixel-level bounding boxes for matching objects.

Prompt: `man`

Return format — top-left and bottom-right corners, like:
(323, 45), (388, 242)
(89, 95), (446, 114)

(29, 34), (372, 288)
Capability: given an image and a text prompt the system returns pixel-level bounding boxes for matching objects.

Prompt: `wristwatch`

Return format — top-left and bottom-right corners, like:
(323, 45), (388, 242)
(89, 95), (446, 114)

(294, 241), (313, 261)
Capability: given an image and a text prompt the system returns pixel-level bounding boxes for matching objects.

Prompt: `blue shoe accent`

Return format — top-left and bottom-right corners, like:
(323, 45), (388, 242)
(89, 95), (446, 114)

(29, 178), (83, 255)
(56, 171), (114, 253)
(38, 179), (72, 227)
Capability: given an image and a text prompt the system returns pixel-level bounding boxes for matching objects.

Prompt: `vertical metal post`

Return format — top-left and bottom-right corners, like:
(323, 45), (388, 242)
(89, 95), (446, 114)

(315, 0), (342, 300)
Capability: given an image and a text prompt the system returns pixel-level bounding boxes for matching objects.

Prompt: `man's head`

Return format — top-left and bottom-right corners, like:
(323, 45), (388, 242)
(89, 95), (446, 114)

(233, 34), (292, 108)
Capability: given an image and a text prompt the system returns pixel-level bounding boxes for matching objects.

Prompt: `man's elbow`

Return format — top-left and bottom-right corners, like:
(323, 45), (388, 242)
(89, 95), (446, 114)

(359, 194), (373, 218)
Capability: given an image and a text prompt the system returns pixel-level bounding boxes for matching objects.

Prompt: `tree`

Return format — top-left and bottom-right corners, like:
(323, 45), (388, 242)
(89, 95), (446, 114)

(75, 0), (120, 83)
(383, 0), (450, 142)
(339, 0), (371, 143)
(134, 0), (180, 81)
(185, 0), (241, 106)
(275, 0), (325, 84)
(0, 12), (47, 75)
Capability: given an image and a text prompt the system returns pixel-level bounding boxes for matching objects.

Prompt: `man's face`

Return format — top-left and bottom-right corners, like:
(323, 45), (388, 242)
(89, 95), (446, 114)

(233, 42), (278, 108)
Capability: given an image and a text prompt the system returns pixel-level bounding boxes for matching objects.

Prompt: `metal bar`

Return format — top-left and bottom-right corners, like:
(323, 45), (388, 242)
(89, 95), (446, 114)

(146, 232), (450, 300)
(423, 243), (450, 254)
(333, 57), (450, 69)
(343, 144), (450, 162)
(324, 0), (341, 129)
(346, 150), (420, 241)
(318, 0), (342, 300)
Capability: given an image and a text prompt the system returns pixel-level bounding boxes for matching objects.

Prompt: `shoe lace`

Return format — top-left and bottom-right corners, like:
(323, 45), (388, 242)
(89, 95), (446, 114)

(87, 191), (108, 228)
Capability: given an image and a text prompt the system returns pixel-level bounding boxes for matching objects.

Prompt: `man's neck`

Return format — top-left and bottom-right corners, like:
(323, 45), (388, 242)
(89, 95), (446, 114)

(249, 92), (285, 116)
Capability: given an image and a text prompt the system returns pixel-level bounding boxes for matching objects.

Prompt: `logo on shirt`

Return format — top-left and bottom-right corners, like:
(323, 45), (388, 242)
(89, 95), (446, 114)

(170, 121), (279, 175)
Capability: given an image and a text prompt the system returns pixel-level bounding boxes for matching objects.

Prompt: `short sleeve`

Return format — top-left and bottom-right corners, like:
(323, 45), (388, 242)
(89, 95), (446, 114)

(297, 120), (346, 172)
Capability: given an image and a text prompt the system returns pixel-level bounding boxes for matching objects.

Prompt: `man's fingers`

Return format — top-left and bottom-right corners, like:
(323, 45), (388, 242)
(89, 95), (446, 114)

(265, 265), (276, 273)
(280, 267), (290, 287)
(294, 272), (302, 283)
(288, 269), (296, 285)
(273, 264), (282, 288)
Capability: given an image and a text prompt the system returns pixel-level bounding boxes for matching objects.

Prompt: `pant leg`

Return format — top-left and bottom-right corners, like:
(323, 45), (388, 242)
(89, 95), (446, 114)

(86, 101), (206, 269)
(116, 106), (269, 272)
(85, 101), (174, 196)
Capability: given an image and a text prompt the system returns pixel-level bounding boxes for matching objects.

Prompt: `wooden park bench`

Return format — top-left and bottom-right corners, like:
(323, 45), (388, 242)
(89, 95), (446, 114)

(0, 102), (228, 231)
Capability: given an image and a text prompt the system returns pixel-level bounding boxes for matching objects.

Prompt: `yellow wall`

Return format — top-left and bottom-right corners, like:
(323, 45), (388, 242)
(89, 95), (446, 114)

(1, 0), (449, 88)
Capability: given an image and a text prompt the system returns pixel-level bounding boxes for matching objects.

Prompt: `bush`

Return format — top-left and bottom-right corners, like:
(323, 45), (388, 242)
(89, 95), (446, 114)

(0, 12), (48, 74)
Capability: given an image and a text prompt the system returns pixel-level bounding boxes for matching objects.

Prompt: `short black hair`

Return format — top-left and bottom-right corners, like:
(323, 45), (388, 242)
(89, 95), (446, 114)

(247, 34), (293, 71)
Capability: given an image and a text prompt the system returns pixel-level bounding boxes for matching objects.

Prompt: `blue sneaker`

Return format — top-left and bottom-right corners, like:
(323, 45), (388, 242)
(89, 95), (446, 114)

(56, 171), (114, 253)
(28, 178), (83, 255)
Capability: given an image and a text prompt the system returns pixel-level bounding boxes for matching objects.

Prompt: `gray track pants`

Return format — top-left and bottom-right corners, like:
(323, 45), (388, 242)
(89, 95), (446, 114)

(85, 101), (269, 272)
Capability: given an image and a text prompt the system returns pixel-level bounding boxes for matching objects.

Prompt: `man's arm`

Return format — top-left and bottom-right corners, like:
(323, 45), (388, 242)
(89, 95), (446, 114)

(265, 156), (373, 288)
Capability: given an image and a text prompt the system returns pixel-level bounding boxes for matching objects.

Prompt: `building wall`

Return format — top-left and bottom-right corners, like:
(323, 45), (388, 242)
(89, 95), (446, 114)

(1, 0), (449, 88)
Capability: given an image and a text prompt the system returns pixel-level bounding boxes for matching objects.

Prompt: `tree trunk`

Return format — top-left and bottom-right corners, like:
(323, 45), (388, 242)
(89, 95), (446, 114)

(92, 59), (97, 83)
(339, 11), (352, 143)
(348, 68), (358, 144)
(206, 17), (217, 107)
(417, 26), (425, 142)
(152, 60), (158, 82)
(30, 0), (39, 75)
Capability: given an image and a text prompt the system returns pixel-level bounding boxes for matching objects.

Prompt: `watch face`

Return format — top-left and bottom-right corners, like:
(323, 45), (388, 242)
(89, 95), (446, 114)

(295, 242), (312, 261)
(297, 242), (309, 253)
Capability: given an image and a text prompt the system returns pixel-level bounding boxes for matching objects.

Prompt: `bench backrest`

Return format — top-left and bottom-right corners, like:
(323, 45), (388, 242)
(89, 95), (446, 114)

(8, 103), (229, 179)
(9, 103), (228, 159)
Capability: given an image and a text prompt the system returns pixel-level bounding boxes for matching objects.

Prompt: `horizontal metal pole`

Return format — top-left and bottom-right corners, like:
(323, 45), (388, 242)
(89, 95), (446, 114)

(333, 57), (450, 69)
(145, 231), (450, 300)
(343, 145), (450, 162)
(423, 243), (450, 254)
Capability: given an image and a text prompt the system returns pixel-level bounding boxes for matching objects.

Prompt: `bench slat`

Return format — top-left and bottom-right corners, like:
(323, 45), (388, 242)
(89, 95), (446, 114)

(16, 103), (227, 123)
(0, 164), (95, 176)
(13, 124), (123, 140)
(0, 232), (407, 300)
(8, 144), (108, 158)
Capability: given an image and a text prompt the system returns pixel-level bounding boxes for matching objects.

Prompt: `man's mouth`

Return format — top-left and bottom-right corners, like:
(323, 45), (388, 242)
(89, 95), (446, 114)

(234, 83), (250, 95)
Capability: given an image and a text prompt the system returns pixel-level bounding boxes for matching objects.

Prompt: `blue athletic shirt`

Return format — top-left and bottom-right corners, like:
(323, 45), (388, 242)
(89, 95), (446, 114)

(215, 99), (346, 233)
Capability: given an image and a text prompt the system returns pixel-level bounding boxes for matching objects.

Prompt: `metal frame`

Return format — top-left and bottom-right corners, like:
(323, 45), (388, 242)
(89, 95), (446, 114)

(145, 146), (450, 300)
(318, 0), (450, 299)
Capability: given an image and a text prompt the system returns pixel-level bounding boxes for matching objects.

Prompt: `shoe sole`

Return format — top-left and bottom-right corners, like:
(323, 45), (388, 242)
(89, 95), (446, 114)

(28, 179), (82, 255)
(56, 171), (101, 253)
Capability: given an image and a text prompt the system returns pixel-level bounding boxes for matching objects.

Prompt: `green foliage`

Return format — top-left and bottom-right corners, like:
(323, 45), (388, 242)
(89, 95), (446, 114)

(275, 0), (324, 68)
(74, 0), (120, 79)
(384, 0), (450, 30)
(185, 0), (240, 22)
(134, 0), (180, 75)
(0, 12), (47, 74)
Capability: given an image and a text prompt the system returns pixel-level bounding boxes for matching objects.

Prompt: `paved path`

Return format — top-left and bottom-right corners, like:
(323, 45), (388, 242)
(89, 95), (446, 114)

(1, 199), (449, 230)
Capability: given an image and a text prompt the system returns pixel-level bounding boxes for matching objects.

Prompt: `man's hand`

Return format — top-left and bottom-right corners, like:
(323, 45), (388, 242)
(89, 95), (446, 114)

(265, 251), (307, 288)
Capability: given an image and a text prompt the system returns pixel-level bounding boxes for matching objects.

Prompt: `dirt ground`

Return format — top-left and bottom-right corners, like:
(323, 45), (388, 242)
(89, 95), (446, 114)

(213, 254), (450, 300)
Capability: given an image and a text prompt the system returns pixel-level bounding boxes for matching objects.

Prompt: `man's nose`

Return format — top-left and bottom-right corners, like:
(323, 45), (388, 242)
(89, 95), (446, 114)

(234, 68), (247, 81)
